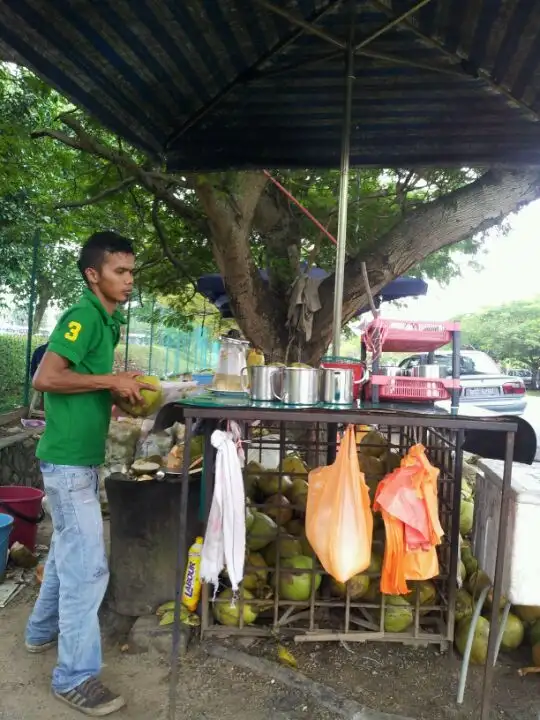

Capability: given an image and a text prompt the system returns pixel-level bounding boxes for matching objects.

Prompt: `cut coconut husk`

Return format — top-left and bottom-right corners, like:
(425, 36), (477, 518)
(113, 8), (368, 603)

(131, 459), (160, 476)
(9, 542), (39, 569)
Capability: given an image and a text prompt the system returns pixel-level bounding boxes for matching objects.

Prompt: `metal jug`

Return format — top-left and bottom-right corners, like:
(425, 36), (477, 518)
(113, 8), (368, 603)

(272, 367), (320, 406)
(241, 365), (281, 402)
(320, 366), (369, 405)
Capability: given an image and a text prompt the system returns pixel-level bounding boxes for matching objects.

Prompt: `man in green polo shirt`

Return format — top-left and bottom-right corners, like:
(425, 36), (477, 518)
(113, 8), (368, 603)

(25, 231), (153, 717)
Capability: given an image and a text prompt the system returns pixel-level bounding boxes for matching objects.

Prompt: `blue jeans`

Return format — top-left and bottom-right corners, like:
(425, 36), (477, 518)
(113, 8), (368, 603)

(26, 464), (109, 693)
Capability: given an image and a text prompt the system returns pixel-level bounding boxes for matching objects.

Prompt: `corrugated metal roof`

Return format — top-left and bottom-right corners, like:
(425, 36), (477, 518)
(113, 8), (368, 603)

(1, 0), (540, 169)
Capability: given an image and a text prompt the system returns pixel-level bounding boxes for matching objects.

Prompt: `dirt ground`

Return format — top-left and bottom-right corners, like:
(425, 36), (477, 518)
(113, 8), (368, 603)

(1, 523), (540, 720)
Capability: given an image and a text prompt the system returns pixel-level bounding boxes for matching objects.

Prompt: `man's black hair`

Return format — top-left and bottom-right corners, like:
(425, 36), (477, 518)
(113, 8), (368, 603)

(78, 231), (134, 283)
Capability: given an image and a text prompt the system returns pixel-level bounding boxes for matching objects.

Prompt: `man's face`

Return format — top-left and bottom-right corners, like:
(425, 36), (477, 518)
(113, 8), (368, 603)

(87, 251), (135, 304)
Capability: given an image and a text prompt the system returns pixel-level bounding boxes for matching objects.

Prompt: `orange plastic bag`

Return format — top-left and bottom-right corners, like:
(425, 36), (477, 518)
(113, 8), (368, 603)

(374, 444), (443, 595)
(306, 424), (373, 583)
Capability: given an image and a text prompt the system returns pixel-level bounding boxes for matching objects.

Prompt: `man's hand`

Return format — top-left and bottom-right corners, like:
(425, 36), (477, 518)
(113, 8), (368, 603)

(110, 372), (156, 405)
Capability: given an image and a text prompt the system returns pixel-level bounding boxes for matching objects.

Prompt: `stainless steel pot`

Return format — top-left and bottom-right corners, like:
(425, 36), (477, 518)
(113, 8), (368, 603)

(320, 367), (368, 405)
(411, 364), (440, 379)
(379, 366), (402, 377)
(272, 367), (320, 406)
(241, 365), (281, 402)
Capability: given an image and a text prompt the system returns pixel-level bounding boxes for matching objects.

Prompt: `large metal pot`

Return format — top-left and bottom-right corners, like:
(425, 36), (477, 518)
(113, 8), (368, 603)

(272, 367), (320, 406)
(320, 367), (368, 405)
(379, 366), (402, 377)
(241, 365), (281, 402)
(411, 364), (440, 379)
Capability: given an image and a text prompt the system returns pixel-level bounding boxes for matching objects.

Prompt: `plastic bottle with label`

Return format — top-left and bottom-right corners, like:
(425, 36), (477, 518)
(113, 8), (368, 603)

(182, 536), (204, 611)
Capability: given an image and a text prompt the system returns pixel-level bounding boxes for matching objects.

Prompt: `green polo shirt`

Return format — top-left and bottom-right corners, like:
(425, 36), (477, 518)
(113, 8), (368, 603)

(36, 289), (125, 467)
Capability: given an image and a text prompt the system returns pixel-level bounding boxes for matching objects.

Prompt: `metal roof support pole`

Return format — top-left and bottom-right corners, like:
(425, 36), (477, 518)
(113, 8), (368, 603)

(23, 229), (40, 407)
(332, 1), (355, 356)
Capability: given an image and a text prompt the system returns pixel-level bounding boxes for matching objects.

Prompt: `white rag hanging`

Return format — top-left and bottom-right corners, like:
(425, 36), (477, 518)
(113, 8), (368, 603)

(200, 422), (245, 597)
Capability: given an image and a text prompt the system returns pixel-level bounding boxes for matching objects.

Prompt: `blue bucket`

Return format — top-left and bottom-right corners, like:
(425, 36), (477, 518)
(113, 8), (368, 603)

(0, 513), (14, 578)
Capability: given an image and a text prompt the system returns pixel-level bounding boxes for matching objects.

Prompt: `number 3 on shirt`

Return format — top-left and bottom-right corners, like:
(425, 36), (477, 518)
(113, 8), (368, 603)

(64, 321), (82, 342)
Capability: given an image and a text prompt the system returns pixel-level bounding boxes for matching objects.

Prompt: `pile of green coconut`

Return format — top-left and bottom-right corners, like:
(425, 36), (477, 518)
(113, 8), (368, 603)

(454, 540), (539, 665)
(213, 429), (454, 632)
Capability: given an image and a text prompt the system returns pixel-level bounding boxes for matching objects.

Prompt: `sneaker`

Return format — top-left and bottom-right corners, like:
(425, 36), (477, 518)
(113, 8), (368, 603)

(25, 638), (58, 653)
(53, 677), (126, 717)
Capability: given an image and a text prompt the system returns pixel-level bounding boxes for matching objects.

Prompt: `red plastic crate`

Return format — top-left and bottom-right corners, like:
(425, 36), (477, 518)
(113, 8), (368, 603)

(363, 319), (460, 353)
(365, 375), (461, 403)
(320, 356), (367, 400)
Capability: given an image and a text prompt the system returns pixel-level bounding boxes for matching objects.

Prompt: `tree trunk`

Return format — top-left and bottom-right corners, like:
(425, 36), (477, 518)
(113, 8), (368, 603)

(32, 283), (50, 333)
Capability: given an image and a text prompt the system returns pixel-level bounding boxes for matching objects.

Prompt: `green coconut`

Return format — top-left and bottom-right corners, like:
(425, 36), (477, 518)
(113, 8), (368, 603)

(380, 450), (402, 472)
(190, 435), (204, 462)
(242, 553), (269, 592)
(515, 605), (540, 625)
(284, 519), (313, 555)
(455, 589), (474, 623)
(405, 580), (437, 610)
(458, 560), (467, 584)
(363, 581), (382, 605)
(460, 543), (478, 577)
(358, 454), (385, 478)
(330, 573), (370, 601)
(247, 512), (278, 551)
(257, 473), (293, 498)
(359, 430), (388, 458)
(279, 556), (321, 601)
(367, 552), (383, 575)
(467, 570), (507, 611)
(459, 499), (474, 536)
(285, 518), (304, 536)
(265, 494), (293, 526)
(263, 535), (303, 566)
(245, 505), (255, 532)
(281, 454), (309, 476)
(500, 612), (524, 651)
(455, 616), (490, 665)
(213, 588), (258, 626)
(116, 375), (163, 418)
(287, 479), (309, 512)
(382, 595), (414, 633)
(461, 478), (473, 502)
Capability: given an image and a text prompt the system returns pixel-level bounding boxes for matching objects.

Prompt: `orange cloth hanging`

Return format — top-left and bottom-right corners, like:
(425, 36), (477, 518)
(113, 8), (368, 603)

(374, 444), (443, 595)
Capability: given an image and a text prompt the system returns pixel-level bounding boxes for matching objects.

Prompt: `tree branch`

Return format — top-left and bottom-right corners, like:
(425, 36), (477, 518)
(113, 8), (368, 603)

(33, 113), (206, 229)
(151, 198), (197, 292)
(308, 168), (540, 359)
(54, 177), (135, 209)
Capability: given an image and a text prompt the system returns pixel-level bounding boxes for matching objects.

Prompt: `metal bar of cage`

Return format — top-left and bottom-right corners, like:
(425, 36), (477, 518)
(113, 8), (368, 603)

(167, 403), (515, 720)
